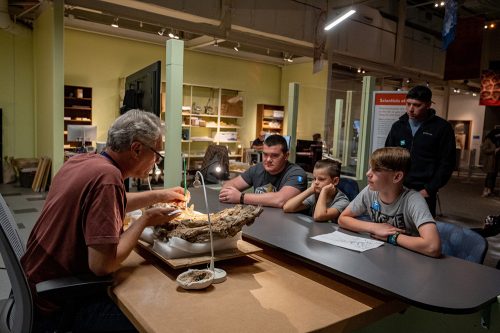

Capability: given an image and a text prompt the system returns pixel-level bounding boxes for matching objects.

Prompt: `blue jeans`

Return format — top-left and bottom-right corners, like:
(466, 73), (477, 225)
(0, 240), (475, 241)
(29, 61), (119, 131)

(34, 295), (137, 333)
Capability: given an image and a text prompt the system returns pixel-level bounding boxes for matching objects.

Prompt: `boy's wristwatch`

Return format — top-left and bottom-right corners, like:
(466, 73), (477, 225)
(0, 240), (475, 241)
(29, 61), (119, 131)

(387, 232), (400, 245)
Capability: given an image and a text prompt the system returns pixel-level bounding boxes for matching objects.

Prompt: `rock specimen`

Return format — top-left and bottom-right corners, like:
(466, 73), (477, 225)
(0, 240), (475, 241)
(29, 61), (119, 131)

(154, 204), (263, 243)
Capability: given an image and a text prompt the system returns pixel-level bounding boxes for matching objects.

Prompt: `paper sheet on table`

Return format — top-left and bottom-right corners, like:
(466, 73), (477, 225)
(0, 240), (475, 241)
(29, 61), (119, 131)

(311, 231), (384, 252)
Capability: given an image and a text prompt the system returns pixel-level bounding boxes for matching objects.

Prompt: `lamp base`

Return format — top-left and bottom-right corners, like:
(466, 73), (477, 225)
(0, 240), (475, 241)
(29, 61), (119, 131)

(212, 267), (227, 283)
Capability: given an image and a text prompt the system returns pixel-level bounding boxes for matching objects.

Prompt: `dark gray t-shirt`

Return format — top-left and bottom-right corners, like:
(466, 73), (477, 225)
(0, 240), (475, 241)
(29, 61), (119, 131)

(347, 186), (434, 236)
(241, 162), (307, 193)
(303, 189), (350, 220)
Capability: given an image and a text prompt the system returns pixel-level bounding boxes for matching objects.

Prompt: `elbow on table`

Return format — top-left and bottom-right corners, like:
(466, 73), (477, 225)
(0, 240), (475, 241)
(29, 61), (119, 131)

(338, 215), (348, 228)
(423, 243), (441, 258)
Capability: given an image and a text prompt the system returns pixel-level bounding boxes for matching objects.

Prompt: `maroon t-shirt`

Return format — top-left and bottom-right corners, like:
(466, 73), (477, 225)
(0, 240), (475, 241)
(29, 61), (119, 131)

(21, 153), (126, 313)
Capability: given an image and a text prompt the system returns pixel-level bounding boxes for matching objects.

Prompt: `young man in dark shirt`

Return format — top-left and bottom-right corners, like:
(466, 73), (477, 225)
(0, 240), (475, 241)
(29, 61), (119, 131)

(220, 134), (307, 208)
(385, 86), (456, 216)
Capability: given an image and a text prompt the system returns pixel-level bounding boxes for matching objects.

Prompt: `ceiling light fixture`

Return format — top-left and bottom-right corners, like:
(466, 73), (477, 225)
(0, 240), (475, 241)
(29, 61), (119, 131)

(234, 42), (240, 52)
(139, 21), (143, 28)
(111, 17), (119, 28)
(213, 38), (219, 47)
(158, 27), (166, 36)
(324, 9), (356, 31)
(168, 29), (175, 38)
(283, 53), (293, 63)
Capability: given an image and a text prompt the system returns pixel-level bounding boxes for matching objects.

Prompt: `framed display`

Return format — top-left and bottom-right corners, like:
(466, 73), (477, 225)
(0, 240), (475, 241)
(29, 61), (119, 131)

(449, 120), (472, 150)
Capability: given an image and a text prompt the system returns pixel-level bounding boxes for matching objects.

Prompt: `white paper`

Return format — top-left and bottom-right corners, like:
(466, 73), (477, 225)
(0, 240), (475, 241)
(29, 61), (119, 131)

(311, 231), (384, 252)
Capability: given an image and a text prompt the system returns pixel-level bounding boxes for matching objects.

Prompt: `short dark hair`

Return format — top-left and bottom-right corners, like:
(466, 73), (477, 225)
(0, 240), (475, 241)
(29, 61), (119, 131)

(264, 134), (289, 153)
(314, 159), (341, 178)
(406, 85), (432, 103)
(370, 147), (411, 175)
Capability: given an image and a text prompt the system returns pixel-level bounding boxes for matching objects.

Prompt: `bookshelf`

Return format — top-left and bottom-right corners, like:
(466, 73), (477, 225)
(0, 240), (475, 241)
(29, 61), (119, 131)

(64, 85), (92, 151)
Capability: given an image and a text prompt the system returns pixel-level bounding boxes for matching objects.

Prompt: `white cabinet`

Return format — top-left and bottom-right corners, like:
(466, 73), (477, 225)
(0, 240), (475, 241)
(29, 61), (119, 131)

(181, 84), (243, 170)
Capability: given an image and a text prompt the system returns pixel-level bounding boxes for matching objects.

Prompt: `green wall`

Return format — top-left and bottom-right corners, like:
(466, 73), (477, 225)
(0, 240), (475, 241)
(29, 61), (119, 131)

(0, 26), (34, 159)
(281, 62), (328, 140)
(64, 29), (283, 147)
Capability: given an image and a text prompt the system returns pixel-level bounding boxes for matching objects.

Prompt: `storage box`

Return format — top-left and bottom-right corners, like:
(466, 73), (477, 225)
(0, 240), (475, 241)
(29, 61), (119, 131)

(220, 95), (243, 117)
(19, 168), (37, 188)
(215, 131), (238, 141)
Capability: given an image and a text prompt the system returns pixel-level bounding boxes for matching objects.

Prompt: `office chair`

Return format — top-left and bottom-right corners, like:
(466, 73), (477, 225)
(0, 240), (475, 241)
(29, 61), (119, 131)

(337, 177), (360, 202)
(436, 221), (488, 264)
(0, 194), (112, 333)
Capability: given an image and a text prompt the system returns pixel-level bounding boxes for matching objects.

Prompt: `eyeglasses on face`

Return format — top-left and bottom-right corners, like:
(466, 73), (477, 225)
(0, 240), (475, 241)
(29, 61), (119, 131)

(148, 146), (164, 163)
(137, 141), (164, 163)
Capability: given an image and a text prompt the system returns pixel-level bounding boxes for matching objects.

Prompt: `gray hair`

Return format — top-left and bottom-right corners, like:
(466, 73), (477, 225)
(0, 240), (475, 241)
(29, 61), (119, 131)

(106, 109), (162, 152)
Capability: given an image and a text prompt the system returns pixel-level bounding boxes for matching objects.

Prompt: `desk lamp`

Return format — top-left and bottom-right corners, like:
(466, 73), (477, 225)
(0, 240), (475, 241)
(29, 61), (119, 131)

(192, 169), (227, 283)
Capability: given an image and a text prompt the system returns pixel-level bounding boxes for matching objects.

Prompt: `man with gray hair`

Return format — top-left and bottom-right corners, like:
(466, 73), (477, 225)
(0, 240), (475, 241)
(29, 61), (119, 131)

(22, 109), (186, 332)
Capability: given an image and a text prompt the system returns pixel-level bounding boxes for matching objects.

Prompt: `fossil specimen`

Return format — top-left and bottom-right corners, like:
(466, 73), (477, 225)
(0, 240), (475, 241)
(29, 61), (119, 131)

(176, 269), (214, 290)
(154, 204), (263, 243)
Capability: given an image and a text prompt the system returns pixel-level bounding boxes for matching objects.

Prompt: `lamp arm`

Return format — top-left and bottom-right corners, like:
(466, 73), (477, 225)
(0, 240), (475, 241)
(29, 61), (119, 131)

(198, 158), (222, 174)
(194, 171), (215, 271)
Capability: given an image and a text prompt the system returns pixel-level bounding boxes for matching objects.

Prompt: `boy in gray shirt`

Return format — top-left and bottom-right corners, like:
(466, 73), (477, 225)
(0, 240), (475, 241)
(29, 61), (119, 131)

(284, 159), (349, 222)
(339, 147), (441, 257)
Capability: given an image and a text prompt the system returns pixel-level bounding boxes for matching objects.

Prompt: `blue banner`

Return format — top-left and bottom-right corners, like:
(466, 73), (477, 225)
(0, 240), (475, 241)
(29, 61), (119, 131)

(442, 0), (458, 50)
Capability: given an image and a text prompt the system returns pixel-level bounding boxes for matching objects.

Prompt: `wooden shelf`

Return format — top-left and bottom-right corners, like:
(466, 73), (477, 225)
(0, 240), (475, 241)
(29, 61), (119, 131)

(64, 85), (92, 151)
(257, 104), (284, 136)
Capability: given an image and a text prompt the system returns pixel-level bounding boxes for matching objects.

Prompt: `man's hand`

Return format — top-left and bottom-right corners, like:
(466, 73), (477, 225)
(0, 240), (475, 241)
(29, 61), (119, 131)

(157, 187), (188, 206)
(142, 207), (182, 227)
(219, 186), (242, 203)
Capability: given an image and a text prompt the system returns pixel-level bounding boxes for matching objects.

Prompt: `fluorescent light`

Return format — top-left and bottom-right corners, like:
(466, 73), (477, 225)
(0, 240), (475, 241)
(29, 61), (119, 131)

(324, 9), (356, 31)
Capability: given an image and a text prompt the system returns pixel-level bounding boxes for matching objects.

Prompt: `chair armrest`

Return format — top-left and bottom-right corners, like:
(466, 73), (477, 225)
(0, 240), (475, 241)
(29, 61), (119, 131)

(35, 274), (113, 301)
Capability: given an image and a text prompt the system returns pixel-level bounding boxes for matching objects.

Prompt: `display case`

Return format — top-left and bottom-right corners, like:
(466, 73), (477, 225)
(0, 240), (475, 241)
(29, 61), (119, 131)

(181, 84), (243, 170)
(64, 85), (92, 151)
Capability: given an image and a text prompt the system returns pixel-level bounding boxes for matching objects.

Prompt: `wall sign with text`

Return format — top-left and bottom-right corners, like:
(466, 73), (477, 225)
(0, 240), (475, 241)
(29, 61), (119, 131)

(370, 91), (407, 152)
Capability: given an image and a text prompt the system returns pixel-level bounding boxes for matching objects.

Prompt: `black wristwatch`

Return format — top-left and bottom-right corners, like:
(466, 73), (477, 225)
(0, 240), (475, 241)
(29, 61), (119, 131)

(240, 192), (245, 204)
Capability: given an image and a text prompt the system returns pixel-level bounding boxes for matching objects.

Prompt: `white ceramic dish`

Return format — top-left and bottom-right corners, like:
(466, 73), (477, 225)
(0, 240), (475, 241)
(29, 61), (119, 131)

(176, 269), (214, 290)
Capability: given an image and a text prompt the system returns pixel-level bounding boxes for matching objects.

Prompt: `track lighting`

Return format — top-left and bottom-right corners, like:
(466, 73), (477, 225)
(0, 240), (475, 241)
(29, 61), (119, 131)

(168, 30), (175, 38)
(111, 17), (119, 28)
(234, 42), (240, 52)
(158, 27), (166, 36)
(213, 38), (219, 47)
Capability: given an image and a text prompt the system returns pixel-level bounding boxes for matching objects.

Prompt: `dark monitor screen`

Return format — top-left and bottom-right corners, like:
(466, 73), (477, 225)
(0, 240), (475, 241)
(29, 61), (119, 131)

(123, 61), (161, 116)
(296, 139), (315, 152)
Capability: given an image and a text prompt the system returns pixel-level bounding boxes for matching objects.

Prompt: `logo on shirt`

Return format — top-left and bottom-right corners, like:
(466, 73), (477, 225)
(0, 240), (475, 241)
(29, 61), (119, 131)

(255, 183), (276, 194)
(297, 176), (304, 183)
(399, 140), (406, 146)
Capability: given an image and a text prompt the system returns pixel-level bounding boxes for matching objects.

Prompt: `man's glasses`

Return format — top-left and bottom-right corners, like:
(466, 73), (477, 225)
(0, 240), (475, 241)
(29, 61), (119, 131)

(148, 146), (164, 163)
(138, 141), (164, 163)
